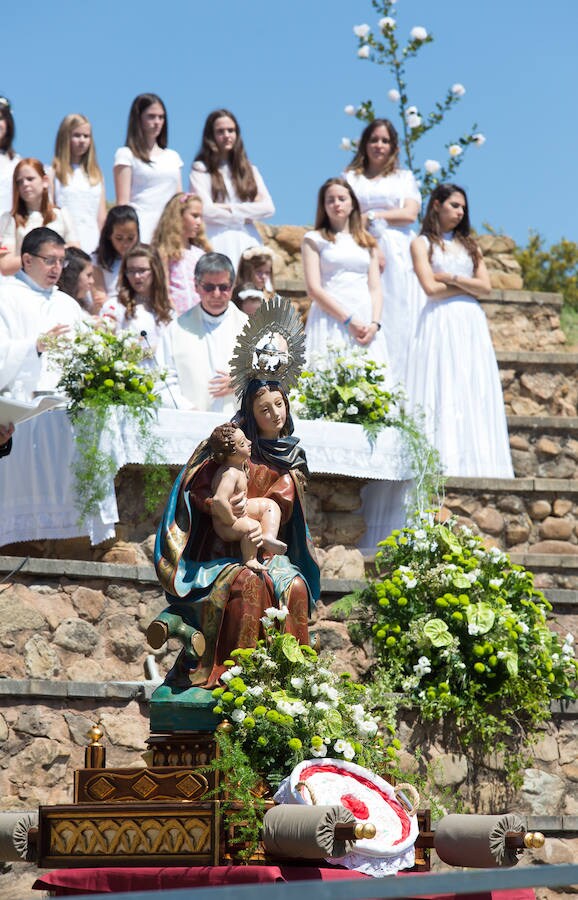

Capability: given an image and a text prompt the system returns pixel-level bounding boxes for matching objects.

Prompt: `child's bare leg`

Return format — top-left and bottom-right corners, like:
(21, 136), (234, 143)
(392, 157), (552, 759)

(212, 514), (266, 571)
(246, 498), (287, 555)
(240, 533), (266, 571)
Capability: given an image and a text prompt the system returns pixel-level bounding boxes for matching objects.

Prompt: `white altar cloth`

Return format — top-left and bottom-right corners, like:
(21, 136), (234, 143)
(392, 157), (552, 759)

(0, 408), (412, 549)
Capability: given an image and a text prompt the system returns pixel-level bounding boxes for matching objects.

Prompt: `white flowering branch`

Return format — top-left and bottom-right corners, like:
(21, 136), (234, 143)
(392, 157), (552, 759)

(346, 0), (485, 196)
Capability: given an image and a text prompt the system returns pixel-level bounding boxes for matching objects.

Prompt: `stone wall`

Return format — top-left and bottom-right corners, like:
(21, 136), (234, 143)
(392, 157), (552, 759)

(499, 354), (578, 418)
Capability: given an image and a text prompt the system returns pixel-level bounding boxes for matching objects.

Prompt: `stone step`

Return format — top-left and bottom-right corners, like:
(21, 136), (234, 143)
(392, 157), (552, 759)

(508, 416), (578, 479)
(442, 476), (578, 589)
(277, 281), (566, 352)
(499, 352), (578, 417)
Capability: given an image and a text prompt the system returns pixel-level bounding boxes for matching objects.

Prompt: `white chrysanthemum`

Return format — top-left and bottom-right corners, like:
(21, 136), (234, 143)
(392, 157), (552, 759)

(290, 676), (304, 690)
(344, 104), (356, 115)
(451, 83), (466, 96)
(220, 670), (233, 683)
(472, 133), (486, 146)
(353, 23), (371, 38)
(340, 137), (352, 151)
(357, 44), (370, 58)
(424, 159), (441, 175)
(357, 718), (378, 737)
(489, 578), (503, 589)
(388, 88), (401, 102)
(410, 26), (428, 41)
(379, 16), (395, 30)
(449, 144), (463, 158)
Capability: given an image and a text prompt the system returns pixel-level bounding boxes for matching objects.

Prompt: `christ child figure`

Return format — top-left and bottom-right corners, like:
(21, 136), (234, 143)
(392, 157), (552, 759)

(208, 423), (287, 571)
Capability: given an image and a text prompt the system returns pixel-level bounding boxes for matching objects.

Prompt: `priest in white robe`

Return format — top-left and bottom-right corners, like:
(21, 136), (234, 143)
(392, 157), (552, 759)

(157, 252), (247, 416)
(0, 227), (84, 399)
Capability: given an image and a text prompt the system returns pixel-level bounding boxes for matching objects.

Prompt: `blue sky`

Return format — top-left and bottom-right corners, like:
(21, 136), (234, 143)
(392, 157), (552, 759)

(3, 0), (575, 246)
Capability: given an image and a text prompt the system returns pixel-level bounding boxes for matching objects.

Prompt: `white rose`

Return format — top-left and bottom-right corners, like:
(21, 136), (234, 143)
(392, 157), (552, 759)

(449, 144), (463, 158)
(340, 137), (352, 151)
(388, 89), (400, 102)
(472, 133), (486, 146)
(407, 113), (422, 129)
(410, 26), (428, 41)
(353, 23), (371, 38)
(231, 709), (246, 723)
(451, 83), (466, 97)
(379, 17), (395, 30)
(357, 44), (370, 58)
(424, 159), (441, 175)
(344, 104), (356, 115)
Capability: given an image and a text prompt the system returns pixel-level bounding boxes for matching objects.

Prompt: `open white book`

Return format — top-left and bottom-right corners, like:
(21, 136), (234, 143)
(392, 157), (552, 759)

(0, 394), (66, 427)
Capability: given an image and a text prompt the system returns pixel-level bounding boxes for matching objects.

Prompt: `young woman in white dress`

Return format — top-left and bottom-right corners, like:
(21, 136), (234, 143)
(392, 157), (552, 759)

(152, 192), (211, 315)
(345, 118), (425, 386)
(51, 113), (106, 254)
(0, 96), (19, 216)
(57, 247), (96, 316)
(189, 109), (274, 269)
(92, 205), (140, 306)
(408, 183), (513, 478)
(114, 94), (183, 243)
(301, 177), (389, 368)
(101, 243), (173, 360)
(0, 158), (79, 276)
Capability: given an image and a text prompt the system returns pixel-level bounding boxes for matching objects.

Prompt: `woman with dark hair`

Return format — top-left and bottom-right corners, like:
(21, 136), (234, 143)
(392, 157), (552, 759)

(408, 183), (513, 477)
(302, 177), (389, 367)
(58, 246), (95, 314)
(155, 375), (319, 688)
(345, 118), (424, 384)
(0, 95), (19, 215)
(190, 109), (274, 268)
(92, 205), (140, 303)
(114, 93), (183, 242)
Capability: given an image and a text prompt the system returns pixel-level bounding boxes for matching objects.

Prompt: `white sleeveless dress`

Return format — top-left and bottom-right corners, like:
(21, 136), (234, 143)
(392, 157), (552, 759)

(303, 230), (390, 368)
(345, 169), (425, 387)
(407, 235), (513, 477)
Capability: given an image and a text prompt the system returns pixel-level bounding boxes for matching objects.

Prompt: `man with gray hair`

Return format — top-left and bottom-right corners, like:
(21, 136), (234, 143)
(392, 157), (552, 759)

(157, 252), (247, 413)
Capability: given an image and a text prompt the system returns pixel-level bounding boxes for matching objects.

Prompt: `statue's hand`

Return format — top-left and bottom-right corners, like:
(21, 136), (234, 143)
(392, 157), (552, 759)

(230, 490), (248, 519)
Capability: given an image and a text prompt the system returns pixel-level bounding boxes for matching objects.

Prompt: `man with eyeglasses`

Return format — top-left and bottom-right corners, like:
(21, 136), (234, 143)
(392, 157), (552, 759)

(0, 227), (83, 399)
(157, 252), (247, 413)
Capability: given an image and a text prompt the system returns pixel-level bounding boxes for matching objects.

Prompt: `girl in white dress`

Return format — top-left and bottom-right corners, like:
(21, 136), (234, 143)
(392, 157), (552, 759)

(190, 109), (274, 269)
(101, 243), (173, 360)
(51, 113), (106, 254)
(408, 183), (513, 478)
(92, 205), (140, 306)
(114, 94), (183, 243)
(0, 96), (19, 216)
(345, 118), (425, 385)
(152, 192), (211, 315)
(302, 177), (389, 368)
(0, 158), (78, 276)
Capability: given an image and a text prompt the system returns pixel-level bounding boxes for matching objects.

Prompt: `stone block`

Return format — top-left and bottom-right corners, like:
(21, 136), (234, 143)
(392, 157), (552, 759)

(273, 225), (308, 255)
(24, 636), (61, 679)
(536, 436), (561, 457)
(323, 512), (366, 546)
(530, 500), (552, 521)
(71, 586), (106, 623)
(510, 396), (542, 416)
(505, 523), (531, 546)
(510, 435), (530, 451)
(520, 769), (565, 815)
(531, 540), (578, 555)
(472, 507), (505, 535)
(430, 752), (469, 787)
(318, 546), (365, 580)
(100, 707), (147, 751)
(53, 619), (100, 655)
(539, 518), (574, 541)
(553, 499), (574, 517)
(521, 373), (557, 402)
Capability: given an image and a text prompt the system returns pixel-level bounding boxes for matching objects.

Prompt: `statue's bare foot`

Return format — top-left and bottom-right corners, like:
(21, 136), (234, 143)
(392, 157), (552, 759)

(245, 558), (267, 572)
(262, 536), (288, 555)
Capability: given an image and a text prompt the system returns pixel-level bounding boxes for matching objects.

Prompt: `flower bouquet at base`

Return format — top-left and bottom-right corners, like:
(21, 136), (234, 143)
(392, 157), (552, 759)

(47, 325), (169, 519)
(209, 606), (401, 857)
(340, 515), (578, 784)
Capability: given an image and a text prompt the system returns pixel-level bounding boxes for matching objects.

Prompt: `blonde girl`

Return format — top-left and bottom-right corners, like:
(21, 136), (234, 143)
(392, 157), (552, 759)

(0, 158), (78, 276)
(234, 245), (275, 299)
(152, 192), (211, 315)
(51, 113), (106, 254)
(101, 243), (173, 356)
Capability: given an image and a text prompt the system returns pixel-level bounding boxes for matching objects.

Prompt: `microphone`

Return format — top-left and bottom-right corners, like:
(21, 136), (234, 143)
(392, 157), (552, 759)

(140, 330), (179, 410)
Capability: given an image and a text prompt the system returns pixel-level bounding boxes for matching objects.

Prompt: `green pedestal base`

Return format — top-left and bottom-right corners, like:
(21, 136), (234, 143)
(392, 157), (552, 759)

(150, 683), (221, 733)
